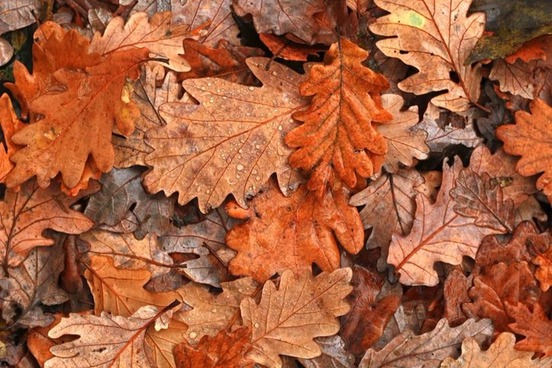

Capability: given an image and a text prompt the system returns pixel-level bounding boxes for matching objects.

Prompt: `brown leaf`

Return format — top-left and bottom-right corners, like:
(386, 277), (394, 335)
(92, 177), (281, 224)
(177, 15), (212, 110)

(113, 66), (180, 168)
(497, 99), (552, 203)
(259, 34), (325, 62)
(180, 39), (264, 83)
(350, 169), (423, 270)
(298, 336), (355, 368)
(388, 158), (508, 286)
(359, 318), (493, 368)
(0, 238), (68, 328)
(241, 268), (352, 368)
(340, 266), (401, 356)
(490, 59), (538, 99)
(0, 0), (39, 66)
(5, 23), (148, 190)
(533, 247), (552, 292)
(285, 38), (392, 192)
(174, 327), (255, 368)
(507, 303), (552, 356)
(90, 11), (190, 72)
(378, 94), (429, 173)
(178, 277), (260, 344)
(369, 0), (485, 111)
(84, 255), (180, 317)
(45, 306), (160, 368)
(233, 0), (326, 44)
(443, 269), (471, 326)
(0, 180), (94, 267)
(441, 332), (552, 367)
(144, 57), (308, 212)
(227, 180), (363, 282)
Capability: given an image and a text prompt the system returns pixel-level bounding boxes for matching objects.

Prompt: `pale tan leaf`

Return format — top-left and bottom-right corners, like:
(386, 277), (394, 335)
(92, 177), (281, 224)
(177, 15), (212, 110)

(241, 268), (352, 368)
(45, 306), (159, 368)
(144, 57), (307, 212)
(298, 336), (355, 368)
(490, 59), (537, 99)
(90, 11), (190, 72)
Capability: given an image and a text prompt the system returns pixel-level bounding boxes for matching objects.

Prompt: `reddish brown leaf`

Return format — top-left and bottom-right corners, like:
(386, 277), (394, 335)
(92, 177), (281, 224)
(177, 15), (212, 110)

(259, 34), (325, 61)
(174, 327), (254, 368)
(226, 180), (363, 282)
(507, 303), (552, 356)
(443, 269), (470, 326)
(285, 38), (392, 193)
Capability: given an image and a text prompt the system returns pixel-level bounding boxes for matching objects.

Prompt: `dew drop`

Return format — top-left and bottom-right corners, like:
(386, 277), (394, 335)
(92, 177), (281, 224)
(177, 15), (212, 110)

(255, 144), (261, 149)
(236, 164), (245, 171)
(254, 323), (260, 328)
(272, 71), (277, 76)
(226, 158), (232, 163)
(189, 331), (197, 339)
(255, 176), (261, 181)
(238, 149), (243, 154)
(278, 125), (283, 131)
(211, 308), (217, 313)
(248, 86), (255, 91)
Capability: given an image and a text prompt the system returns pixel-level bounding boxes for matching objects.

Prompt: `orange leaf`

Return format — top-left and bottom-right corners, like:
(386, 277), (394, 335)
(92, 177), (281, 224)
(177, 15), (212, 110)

(285, 38), (392, 193)
(369, 0), (485, 111)
(497, 99), (552, 203)
(507, 303), (552, 356)
(144, 57), (308, 212)
(0, 180), (94, 267)
(226, 179), (363, 282)
(4, 22), (148, 190)
(0, 94), (25, 180)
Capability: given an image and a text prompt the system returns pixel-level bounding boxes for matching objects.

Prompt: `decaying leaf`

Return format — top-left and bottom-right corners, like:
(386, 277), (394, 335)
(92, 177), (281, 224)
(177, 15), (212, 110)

(369, 0), (485, 111)
(144, 57), (308, 212)
(388, 158), (510, 286)
(227, 180), (363, 282)
(45, 306), (160, 368)
(241, 268), (352, 368)
(298, 335), (355, 368)
(90, 11), (190, 72)
(507, 303), (552, 356)
(497, 99), (552, 203)
(440, 332), (552, 368)
(285, 38), (392, 192)
(174, 327), (255, 368)
(0, 180), (94, 267)
(359, 318), (493, 368)
(0, 0), (40, 66)
(5, 22), (148, 190)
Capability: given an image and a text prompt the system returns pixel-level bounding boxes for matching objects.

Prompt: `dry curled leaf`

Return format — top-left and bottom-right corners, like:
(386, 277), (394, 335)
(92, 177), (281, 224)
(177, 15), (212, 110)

(285, 38), (392, 193)
(359, 318), (493, 368)
(497, 99), (552, 203)
(369, 0), (485, 111)
(241, 268), (352, 368)
(507, 303), (552, 357)
(144, 57), (308, 212)
(90, 11), (190, 72)
(45, 306), (160, 368)
(0, 94), (24, 180)
(227, 180), (363, 282)
(0, 180), (94, 267)
(440, 332), (552, 368)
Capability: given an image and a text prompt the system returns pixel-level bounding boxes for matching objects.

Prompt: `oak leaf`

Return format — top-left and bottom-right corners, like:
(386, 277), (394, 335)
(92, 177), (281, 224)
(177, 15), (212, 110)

(232, 0), (326, 44)
(259, 34), (325, 62)
(369, 0), (485, 111)
(377, 94), (429, 173)
(0, 0), (40, 66)
(497, 99), (552, 203)
(533, 247), (552, 292)
(350, 169), (423, 270)
(359, 318), (493, 368)
(174, 327), (255, 368)
(285, 38), (392, 192)
(45, 306), (160, 368)
(144, 57), (308, 212)
(0, 180), (94, 267)
(490, 59), (538, 99)
(226, 180), (363, 282)
(89, 12), (190, 72)
(388, 158), (509, 286)
(0, 94), (24, 180)
(241, 268), (352, 368)
(507, 303), (552, 356)
(440, 332), (552, 368)
(297, 336), (355, 368)
(4, 23), (148, 190)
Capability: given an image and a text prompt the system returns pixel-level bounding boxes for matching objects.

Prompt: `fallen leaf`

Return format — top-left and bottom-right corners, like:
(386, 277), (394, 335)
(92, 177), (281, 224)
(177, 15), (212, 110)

(440, 332), (552, 368)
(174, 327), (255, 368)
(285, 38), (392, 193)
(507, 302), (552, 356)
(144, 57), (308, 212)
(359, 318), (493, 368)
(298, 335), (355, 368)
(241, 268), (352, 368)
(443, 269), (471, 326)
(45, 306), (160, 368)
(227, 180), (363, 282)
(490, 59), (538, 99)
(259, 34), (325, 62)
(533, 247), (552, 292)
(0, 180), (94, 267)
(497, 98), (552, 203)
(0, 94), (25, 180)
(232, 0), (326, 44)
(350, 169), (423, 270)
(0, 0), (40, 66)
(388, 158), (509, 286)
(369, 0), (485, 111)
(377, 94), (429, 173)
(5, 23), (148, 190)
(90, 11), (190, 72)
